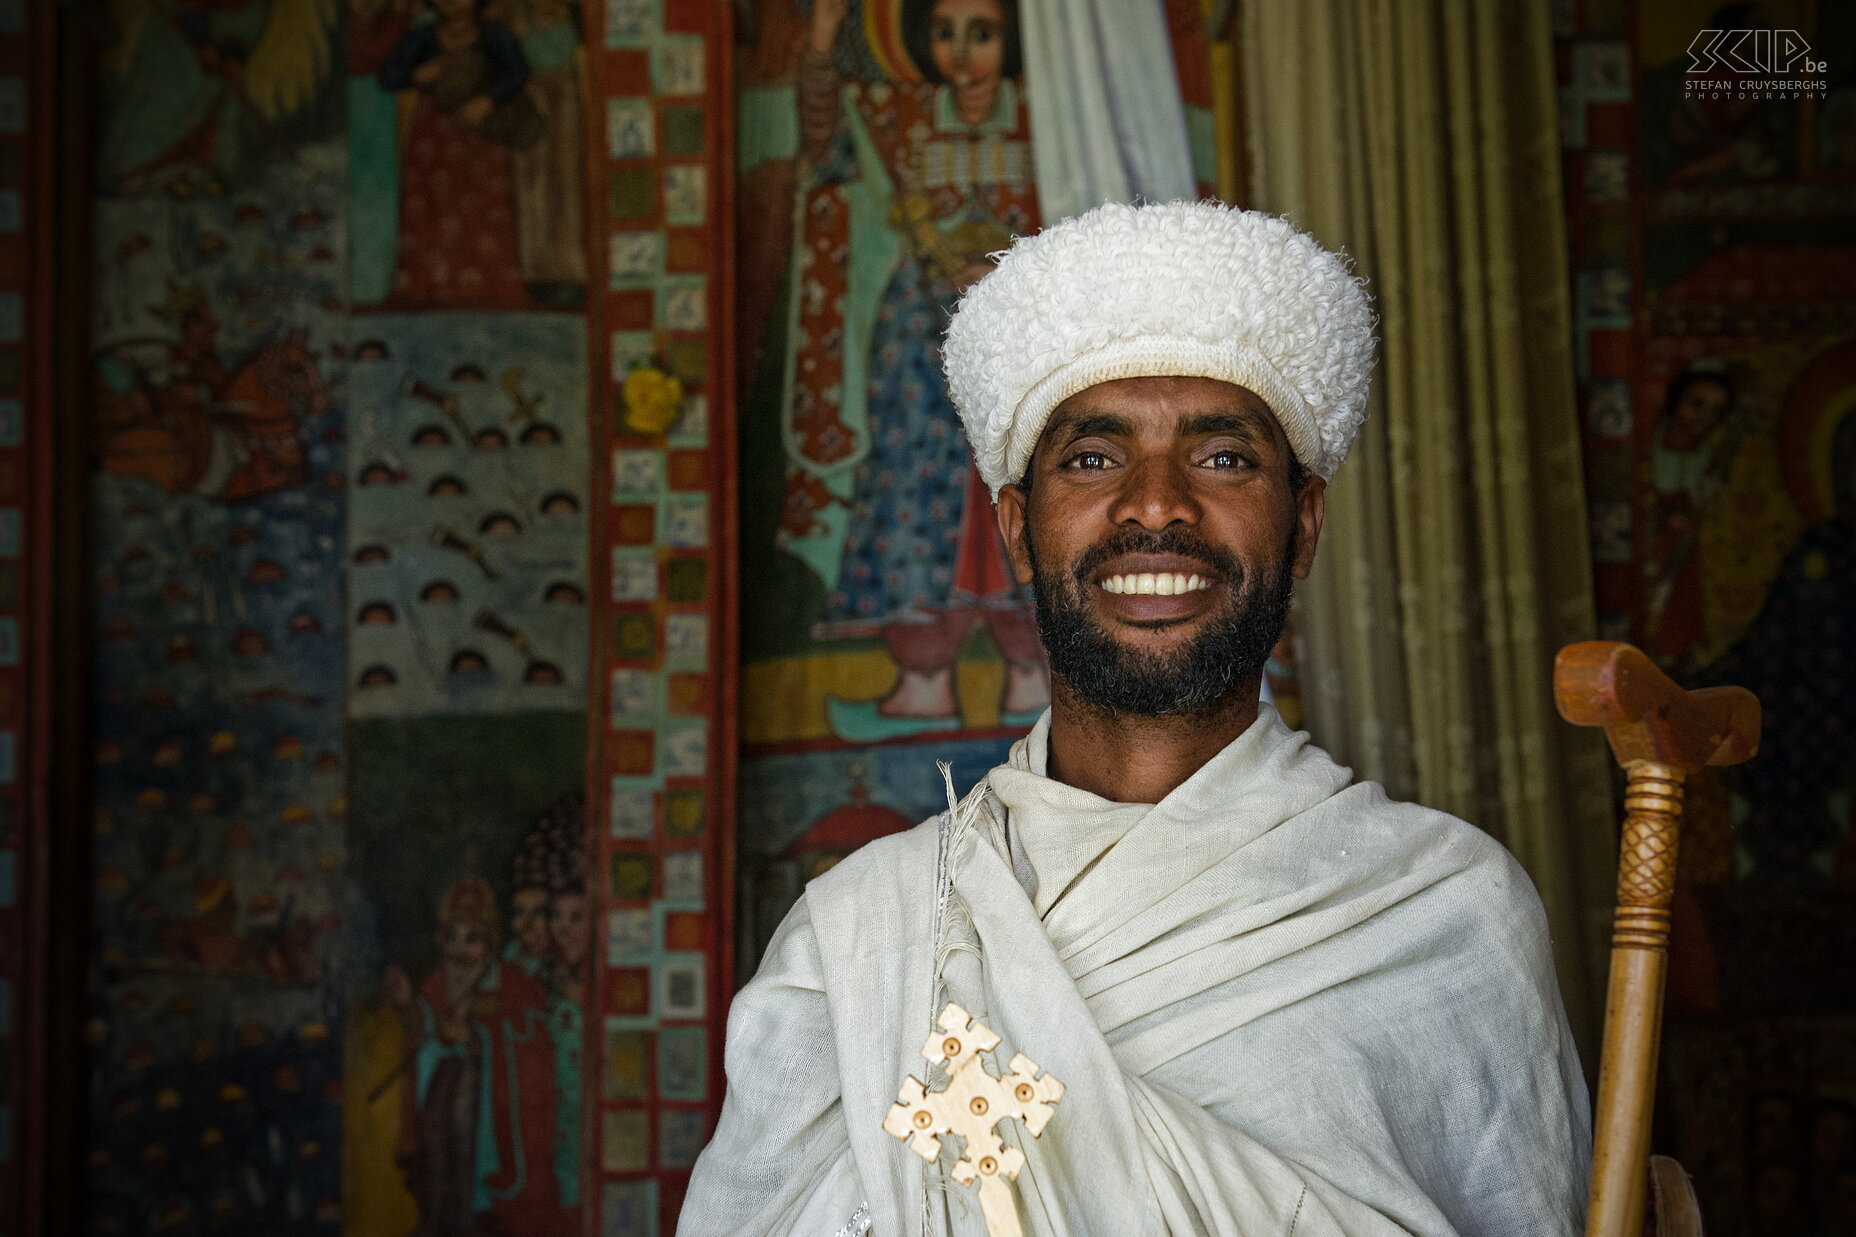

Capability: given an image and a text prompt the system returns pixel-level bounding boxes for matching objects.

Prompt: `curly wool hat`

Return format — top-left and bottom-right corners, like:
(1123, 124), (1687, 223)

(943, 200), (1376, 497)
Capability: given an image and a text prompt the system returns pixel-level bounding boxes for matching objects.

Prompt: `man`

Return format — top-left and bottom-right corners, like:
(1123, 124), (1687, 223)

(683, 202), (1589, 1236)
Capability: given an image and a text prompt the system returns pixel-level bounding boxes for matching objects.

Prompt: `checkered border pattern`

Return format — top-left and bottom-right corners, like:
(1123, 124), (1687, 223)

(587, 2), (736, 1232)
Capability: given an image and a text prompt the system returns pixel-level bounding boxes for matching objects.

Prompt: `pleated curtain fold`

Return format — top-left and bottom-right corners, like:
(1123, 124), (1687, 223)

(1238, 0), (1619, 1066)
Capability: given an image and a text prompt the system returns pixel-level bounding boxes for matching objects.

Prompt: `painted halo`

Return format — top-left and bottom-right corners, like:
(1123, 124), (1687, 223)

(1779, 337), (1856, 522)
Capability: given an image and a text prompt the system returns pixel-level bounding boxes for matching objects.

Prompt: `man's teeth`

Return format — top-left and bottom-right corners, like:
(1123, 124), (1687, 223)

(1100, 573), (1210, 596)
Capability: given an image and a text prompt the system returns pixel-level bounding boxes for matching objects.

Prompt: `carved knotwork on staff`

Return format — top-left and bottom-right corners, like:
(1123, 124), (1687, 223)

(883, 1002), (1065, 1237)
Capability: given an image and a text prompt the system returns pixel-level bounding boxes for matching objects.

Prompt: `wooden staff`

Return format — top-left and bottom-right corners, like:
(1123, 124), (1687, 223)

(1553, 642), (1759, 1237)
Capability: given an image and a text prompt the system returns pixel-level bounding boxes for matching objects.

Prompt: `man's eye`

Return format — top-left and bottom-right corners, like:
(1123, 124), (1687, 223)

(1204, 450), (1250, 469)
(1068, 451), (1111, 470)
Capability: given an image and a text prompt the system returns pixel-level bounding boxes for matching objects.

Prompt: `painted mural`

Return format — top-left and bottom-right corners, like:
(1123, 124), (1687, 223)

(735, 735), (1019, 974)
(343, 314), (590, 715)
(733, 0), (1026, 995)
(1559, 2), (1856, 1232)
(84, 0), (602, 1233)
(345, 0), (588, 311)
(341, 725), (587, 1236)
(340, 6), (597, 1233)
(775, 0), (1045, 739)
(733, 0), (1218, 961)
(337, 313), (590, 1236)
(87, 0), (351, 1222)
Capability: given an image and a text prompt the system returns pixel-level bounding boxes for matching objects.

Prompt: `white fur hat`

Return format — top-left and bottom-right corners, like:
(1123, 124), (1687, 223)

(943, 200), (1376, 497)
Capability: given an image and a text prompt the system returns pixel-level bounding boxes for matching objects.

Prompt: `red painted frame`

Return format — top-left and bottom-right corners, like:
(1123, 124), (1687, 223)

(582, 1), (737, 1229)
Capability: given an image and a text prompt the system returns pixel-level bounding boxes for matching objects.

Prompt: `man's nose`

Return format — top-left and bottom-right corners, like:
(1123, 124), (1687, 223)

(1110, 455), (1200, 530)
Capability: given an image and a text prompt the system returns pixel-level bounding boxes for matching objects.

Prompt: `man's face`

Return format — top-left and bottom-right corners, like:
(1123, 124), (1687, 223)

(995, 377), (1324, 717)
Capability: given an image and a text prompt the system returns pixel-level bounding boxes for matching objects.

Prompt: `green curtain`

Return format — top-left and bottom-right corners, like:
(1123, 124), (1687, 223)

(1240, 0), (1619, 1067)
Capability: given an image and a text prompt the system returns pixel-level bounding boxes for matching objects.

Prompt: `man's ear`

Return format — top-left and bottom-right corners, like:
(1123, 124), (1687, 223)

(994, 482), (1036, 586)
(1291, 475), (1326, 580)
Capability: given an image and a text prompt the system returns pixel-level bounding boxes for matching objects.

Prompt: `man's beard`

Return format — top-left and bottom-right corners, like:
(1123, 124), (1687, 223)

(1028, 523), (1295, 718)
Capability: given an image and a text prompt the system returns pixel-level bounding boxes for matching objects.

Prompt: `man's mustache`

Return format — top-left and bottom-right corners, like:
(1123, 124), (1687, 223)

(1066, 526), (1245, 591)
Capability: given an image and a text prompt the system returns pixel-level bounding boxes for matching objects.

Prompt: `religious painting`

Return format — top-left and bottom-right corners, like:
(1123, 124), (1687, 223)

(343, 312), (590, 713)
(733, 0), (1220, 967)
(1639, 359), (1765, 671)
(337, 0), (602, 1210)
(335, 292), (595, 1236)
(347, 0), (589, 311)
(338, 308), (594, 1234)
(757, 0), (1047, 742)
(731, 0), (1047, 973)
(341, 717), (589, 1236)
(84, 2), (601, 1228)
(734, 736), (1012, 976)
(84, 70), (350, 1236)
(1625, 0), (1856, 897)
(1553, 3), (1856, 1230)
(1633, 339), (1856, 893)
(95, 0), (345, 198)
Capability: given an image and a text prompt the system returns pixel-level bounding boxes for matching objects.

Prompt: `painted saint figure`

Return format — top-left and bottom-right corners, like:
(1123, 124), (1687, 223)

(493, 0), (590, 298)
(1644, 362), (1737, 666)
(512, 789), (590, 1209)
(505, 880), (552, 977)
(781, 0), (1049, 736)
(377, 0), (538, 308)
(385, 875), (565, 1234)
(1701, 341), (1856, 885)
(545, 880), (589, 1208)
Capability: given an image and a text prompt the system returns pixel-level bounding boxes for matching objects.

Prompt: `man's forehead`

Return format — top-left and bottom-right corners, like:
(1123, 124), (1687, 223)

(1040, 377), (1284, 440)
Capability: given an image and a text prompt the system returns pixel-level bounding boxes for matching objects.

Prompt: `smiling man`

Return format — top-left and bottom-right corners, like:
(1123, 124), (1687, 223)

(996, 376), (1318, 805)
(682, 202), (1590, 1236)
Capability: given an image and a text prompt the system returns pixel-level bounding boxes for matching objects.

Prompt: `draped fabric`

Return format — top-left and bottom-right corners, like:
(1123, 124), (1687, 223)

(682, 710), (1589, 1236)
(1018, 0), (1197, 223)
(1237, 0), (1619, 1063)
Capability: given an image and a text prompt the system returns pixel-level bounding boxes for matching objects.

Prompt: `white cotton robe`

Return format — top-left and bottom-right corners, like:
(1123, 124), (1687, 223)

(682, 707), (1591, 1236)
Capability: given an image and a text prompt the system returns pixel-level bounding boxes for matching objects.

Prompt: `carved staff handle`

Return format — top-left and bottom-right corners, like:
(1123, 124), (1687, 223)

(1553, 642), (1758, 1237)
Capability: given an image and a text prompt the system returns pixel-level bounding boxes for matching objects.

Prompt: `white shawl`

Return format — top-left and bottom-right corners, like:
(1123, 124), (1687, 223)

(682, 707), (1590, 1236)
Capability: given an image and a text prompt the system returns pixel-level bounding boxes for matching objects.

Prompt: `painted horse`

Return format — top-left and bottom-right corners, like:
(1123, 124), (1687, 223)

(98, 326), (328, 502)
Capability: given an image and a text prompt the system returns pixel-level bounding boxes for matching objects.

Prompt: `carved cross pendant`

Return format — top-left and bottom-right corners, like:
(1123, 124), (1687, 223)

(882, 1002), (1066, 1237)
